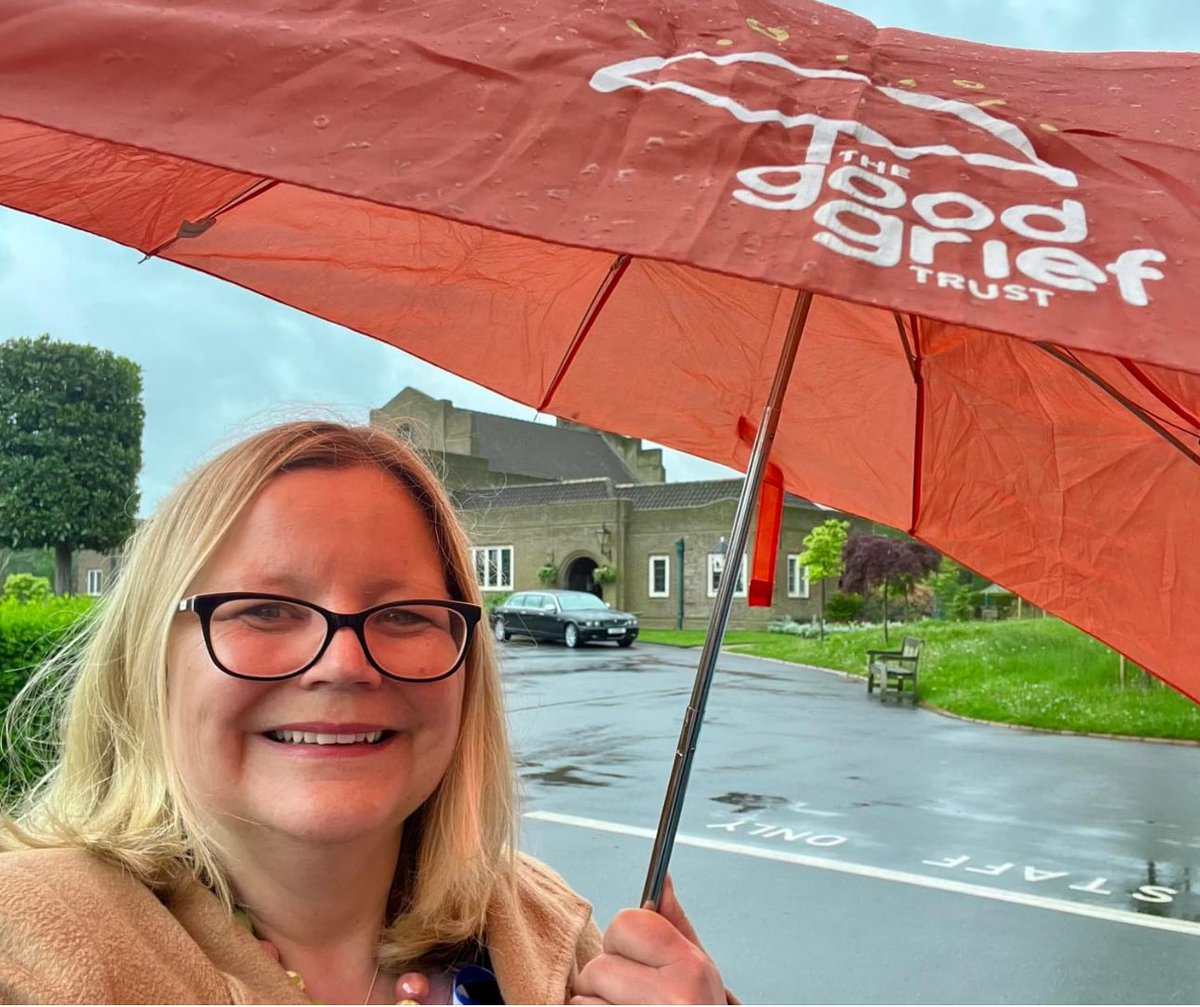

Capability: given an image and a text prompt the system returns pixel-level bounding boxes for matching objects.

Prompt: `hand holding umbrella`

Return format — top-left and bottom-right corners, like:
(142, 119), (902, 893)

(572, 877), (727, 1006)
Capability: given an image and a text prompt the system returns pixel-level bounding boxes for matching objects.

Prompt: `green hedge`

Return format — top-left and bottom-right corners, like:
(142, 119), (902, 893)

(0, 596), (94, 798)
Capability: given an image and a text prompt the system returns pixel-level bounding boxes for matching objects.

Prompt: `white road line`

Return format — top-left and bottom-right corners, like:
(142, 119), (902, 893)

(524, 810), (1200, 938)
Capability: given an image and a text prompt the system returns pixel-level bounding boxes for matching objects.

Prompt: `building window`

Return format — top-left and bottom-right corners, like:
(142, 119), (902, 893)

(86, 569), (104, 597)
(706, 554), (747, 599)
(787, 556), (810, 599)
(471, 546), (513, 591)
(648, 555), (670, 598)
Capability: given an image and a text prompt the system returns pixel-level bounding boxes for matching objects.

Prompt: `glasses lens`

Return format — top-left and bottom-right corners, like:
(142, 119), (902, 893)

(365, 604), (468, 680)
(209, 598), (326, 678)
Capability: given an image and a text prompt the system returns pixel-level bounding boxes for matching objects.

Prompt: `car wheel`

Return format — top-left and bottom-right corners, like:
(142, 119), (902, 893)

(617, 637), (634, 648)
(493, 617), (509, 642)
(563, 623), (580, 648)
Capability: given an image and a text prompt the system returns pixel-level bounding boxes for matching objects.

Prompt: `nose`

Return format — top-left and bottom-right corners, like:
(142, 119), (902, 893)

(300, 625), (382, 688)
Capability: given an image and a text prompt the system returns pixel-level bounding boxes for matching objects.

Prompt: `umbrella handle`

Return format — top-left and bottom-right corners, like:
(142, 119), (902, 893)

(641, 289), (814, 910)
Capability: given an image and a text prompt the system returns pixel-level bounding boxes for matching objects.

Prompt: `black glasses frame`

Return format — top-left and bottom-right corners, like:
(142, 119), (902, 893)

(176, 592), (482, 683)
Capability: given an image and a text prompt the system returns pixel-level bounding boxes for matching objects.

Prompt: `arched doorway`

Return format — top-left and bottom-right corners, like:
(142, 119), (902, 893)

(565, 555), (602, 598)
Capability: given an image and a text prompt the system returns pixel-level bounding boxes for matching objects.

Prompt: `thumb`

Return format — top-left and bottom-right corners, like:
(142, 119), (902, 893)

(645, 874), (706, 951)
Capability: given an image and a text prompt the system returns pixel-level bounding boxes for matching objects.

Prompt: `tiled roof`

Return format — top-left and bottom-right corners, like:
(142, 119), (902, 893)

(616, 480), (815, 511)
(453, 477), (817, 512)
(473, 413), (635, 483)
(453, 478), (616, 511)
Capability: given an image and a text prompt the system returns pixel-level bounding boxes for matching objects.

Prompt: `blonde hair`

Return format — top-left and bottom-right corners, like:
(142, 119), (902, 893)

(1, 421), (516, 970)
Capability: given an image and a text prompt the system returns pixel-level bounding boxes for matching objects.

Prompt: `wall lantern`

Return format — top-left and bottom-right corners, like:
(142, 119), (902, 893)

(595, 523), (613, 559)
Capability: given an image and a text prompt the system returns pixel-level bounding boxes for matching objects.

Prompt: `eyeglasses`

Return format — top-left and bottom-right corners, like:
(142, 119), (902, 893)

(176, 593), (481, 683)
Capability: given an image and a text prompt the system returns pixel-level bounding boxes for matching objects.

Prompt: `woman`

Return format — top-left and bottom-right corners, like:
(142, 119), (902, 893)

(0, 421), (726, 1004)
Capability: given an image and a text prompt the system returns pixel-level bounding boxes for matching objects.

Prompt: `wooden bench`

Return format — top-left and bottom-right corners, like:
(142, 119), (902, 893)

(866, 636), (922, 704)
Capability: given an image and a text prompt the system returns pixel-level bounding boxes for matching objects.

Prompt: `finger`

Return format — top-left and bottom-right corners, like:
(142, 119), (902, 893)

(568, 997), (612, 1006)
(576, 952), (666, 1005)
(601, 908), (698, 969)
(652, 874), (705, 951)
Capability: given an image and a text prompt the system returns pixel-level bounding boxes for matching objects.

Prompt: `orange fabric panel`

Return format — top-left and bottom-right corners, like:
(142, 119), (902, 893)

(0, 118), (258, 253)
(165, 185), (616, 409)
(916, 320), (1200, 697)
(770, 295), (916, 530)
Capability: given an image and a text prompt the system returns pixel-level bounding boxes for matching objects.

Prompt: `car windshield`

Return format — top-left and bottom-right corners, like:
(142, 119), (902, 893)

(558, 593), (608, 611)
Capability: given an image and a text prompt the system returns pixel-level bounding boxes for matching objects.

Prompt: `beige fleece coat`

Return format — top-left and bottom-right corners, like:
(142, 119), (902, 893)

(0, 847), (603, 1004)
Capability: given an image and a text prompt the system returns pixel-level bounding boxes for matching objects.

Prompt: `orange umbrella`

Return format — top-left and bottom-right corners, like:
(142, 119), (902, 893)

(1, 0), (1196, 902)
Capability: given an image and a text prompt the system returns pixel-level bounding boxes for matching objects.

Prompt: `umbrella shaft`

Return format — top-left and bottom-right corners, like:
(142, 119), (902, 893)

(641, 289), (814, 909)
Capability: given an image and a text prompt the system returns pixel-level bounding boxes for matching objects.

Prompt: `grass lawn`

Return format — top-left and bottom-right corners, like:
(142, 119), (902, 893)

(637, 621), (1200, 742)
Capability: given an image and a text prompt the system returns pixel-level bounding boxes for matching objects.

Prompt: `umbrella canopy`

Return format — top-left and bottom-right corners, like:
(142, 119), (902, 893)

(0, 0), (1196, 699)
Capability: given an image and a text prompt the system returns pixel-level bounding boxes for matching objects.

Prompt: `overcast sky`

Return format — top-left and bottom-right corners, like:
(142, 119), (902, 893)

(2, 0), (1197, 513)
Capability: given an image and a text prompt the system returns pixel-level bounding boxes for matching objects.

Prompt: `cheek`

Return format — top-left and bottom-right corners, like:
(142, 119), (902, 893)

(166, 634), (249, 780)
(411, 677), (465, 751)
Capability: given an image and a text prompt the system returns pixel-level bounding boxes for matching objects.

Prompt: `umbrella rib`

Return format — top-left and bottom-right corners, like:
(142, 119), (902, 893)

(894, 312), (926, 532)
(1118, 358), (1200, 432)
(139, 178), (279, 261)
(537, 254), (631, 413)
(892, 311), (919, 383)
(1037, 343), (1200, 466)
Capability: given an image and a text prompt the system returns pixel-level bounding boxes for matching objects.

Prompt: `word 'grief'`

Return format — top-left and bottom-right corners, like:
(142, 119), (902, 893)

(735, 151), (1166, 309)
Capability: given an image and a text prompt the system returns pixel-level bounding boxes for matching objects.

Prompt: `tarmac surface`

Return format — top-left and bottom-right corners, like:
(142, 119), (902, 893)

(502, 640), (1200, 1004)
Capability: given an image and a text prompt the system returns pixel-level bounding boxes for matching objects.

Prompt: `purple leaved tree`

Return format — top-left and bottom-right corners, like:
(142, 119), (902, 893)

(840, 534), (942, 645)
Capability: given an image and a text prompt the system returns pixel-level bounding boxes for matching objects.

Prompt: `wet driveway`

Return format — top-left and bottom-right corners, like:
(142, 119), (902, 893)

(502, 640), (1200, 1003)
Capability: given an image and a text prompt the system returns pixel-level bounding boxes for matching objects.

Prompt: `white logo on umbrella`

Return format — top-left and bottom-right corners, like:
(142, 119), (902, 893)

(591, 51), (1078, 188)
(590, 51), (1167, 309)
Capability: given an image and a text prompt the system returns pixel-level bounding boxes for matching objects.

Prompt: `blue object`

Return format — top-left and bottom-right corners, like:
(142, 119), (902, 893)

(452, 965), (504, 1006)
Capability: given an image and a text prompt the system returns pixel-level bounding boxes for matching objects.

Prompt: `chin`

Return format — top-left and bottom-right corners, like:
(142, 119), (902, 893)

(254, 796), (410, 845)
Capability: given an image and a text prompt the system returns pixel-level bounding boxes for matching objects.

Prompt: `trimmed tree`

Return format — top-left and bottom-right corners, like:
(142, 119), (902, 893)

(839, 533), (941, 644)
(0, 336), (144, 595)
(797, 518), (849, 641)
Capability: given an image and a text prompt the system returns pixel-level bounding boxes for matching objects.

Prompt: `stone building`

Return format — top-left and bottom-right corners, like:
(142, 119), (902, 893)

(373, 388), (869, 630)
(370, 387), (666, 488)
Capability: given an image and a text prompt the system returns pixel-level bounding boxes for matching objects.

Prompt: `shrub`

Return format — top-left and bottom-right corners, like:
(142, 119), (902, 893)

(593, 565), (619, 586)
(0, 596), (94, 798)
(482, 593), (511, 611)
(536, 564), (558, 586)
(825, 591), (863, 622)
(3, 573), (51, 605)
(946, 587), (975, 621)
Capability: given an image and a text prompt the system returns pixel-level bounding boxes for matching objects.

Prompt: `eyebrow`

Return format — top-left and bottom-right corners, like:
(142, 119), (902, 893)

(237, 573), (428, 600)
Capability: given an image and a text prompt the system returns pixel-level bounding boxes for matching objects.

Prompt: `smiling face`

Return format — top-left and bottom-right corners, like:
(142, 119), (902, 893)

(166, 464), (465, 847)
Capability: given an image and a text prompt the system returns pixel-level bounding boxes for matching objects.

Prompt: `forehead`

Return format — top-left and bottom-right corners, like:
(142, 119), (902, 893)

(194, 464), (449, 597)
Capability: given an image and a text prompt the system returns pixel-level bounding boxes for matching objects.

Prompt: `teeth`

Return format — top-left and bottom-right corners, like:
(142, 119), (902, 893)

(268, 730), (384, 745)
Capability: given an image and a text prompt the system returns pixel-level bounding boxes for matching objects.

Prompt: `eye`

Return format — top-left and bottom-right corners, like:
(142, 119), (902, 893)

(215, 599), (312, 629)
(371, 605), (452, 637)
(377, 607), (431, 628)
(244, 604), (288, 621)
